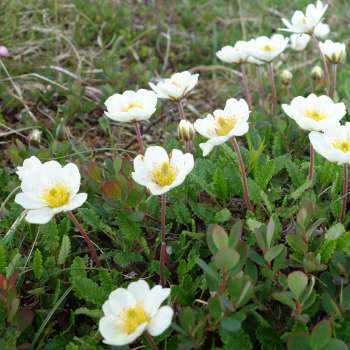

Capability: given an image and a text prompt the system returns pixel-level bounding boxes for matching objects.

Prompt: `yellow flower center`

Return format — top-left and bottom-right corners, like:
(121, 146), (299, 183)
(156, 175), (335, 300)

(332, 141), (350, 153)
(261, 44), (276, 53)
(121, 103), (143, 113)
(305, 110), (326, 121)
(215, 116), (236, 136)
(121, 303), (150, 334)
(152, 162), (177, 187)
(42, 184), (70, 208)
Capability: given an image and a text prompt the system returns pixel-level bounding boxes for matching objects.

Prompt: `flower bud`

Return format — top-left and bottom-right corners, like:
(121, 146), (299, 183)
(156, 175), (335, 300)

(280, 69), (293, 85)
(319, 40), (346, 64)
(29, 129), (42, 144)
(177, 120), (195, 142)
(0, 46), (9, 57)
(311, 65), (323, 80)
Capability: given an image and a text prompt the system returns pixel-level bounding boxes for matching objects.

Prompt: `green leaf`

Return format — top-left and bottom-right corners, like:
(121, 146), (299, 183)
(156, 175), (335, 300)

(322, 339), (347, 350)
(221, 316), (241, 332)
(287, 235), (308, 254)
(288, 271), (308, 300)
(213, 248), (240, 270)
(310, 320), (332, 350)
(264, 244), (284, 263)
(75, 307), (103, 319)
(229, 221), (242, 248)
(196, 258), (220, 282)
(57, 235), (71, 265)
(215, 208), (232, 223)
(32, 249), (43, 280)
(272, 291), (296, 309)
(266, 216), (275, 249)
(208, 297), (223, 318)
(325, 223), (345, 240)
(210, 225), (229, 250)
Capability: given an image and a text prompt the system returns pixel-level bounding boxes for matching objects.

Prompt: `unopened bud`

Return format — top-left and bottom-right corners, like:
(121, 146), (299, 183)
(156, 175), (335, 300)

(177, 120), (195, 142)
(29, 129), (42, 144)
(311, 65), (323, 80)
(0, 46), (9, 57)
(280, 69), (293, 85)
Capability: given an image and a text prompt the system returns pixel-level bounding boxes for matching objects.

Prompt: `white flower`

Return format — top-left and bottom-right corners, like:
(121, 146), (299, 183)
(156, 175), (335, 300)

(282, 94), (346, 132)
(132, 146), (194, 195)
(149, 71), (199, 101)
(248, 35), (289, 63)
(247, 56), (265, 65)
(15, 157), (87, 224)
(16, 156), (42, 181)
(309, 123), (350, 165)
(104, 89), (157, 123)
(216, 41), (249, 64)
(313, 22), (330, 39)
(194, 98), (250, 156)
(178, 120), (195, 141)
(99, 280), (173, 346)
(281, 1), (328, 34)
(319, 40), (346, 64)
(290, 34), (311, 51)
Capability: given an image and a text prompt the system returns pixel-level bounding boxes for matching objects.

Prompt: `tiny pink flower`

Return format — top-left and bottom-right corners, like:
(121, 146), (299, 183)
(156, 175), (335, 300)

(0, 46), (9, 57)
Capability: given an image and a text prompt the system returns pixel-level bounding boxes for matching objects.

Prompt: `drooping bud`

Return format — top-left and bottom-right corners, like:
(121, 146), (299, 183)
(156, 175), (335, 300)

(311, 65), (323, 80)
(280, 69), (293, 85)
(28, 129), (42, 144)
(0, 46), (9, 57)
(177, 120), (195, 142)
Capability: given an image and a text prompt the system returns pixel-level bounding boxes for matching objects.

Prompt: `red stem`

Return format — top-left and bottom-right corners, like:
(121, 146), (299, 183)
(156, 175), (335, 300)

(134, 122), (145, 155)
(144, 331), (159, 350)
(308, 143), (314, 182)
(231, 138), (254, 211)
(340, 164), (348, 223)
(241, 64), (252, 109)
(177, 100), (186, 120)
(330, 64), (337, 99)
(268, 63), (277, 116)
(67, 211), (101, 267)
(313, 35), (330, 95)
(159, 194), (167, 287)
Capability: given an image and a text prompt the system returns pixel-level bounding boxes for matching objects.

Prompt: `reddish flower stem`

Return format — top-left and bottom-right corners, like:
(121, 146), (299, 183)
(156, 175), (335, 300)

(67, 211), (101, 267)
(340, 164), (348, 223)
(241, 64), (253, 109)
(268, 63), (277, 116)
(330, 64), (337, 99)
(144, 331), (159, 350)
(231, 138), (254, 211)
(134, 121), (145, 155)
(308, 143), (314, 182)
(159, 194), (167, 287)
(313, 35), (330, 95)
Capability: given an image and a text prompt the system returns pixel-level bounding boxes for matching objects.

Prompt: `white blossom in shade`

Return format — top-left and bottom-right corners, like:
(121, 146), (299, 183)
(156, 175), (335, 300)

(290, 34), (311, 51)
(104, 89), (157, 123)
(319, 40), (346, 64)
(216, 41), (250, 64)
(14, 157), (87, 224)
(194, 98), (250, 156)
(282, 94), (346, 132)
(149, 71), (199, 101)
(281, 1), (328, 34)
(247, 56), (265, 65)
(313, 22), (330, 39)
(309, 123), (350, 165)
(99, 280), (173, 346)
(248, 35), (289, 63)
(131, 146), (194, 196)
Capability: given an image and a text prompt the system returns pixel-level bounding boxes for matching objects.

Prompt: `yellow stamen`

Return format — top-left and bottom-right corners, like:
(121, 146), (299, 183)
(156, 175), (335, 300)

(305, 110), (326, 121)
(332, 141), (350, 153)
(215, 116), (236, 136)
(42, 184), (70, 208)
(261, 44), (276, 52)
(152, 162), (177, 187)
(121, 103), (143, 113)
(121, 303), (150, 334)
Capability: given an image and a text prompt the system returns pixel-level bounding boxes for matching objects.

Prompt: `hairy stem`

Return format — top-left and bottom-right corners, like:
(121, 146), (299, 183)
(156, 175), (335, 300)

(330, 64), (337, 99)
(67, 211), (101, 267)
(308, 143), (314, 182)
(159, 194), (167, 287)
(313, 35), (330, 95)
(134, 121), (145, 155)
(231, 138), (253, 211)
(144, 331), (159, 350)
(340, 164), (348, 223)
(241, 64), (253, 109)
(268, 63), (277, 116)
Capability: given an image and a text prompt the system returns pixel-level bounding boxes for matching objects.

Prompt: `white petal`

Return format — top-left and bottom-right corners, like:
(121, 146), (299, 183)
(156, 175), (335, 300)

(127, 280), (150, 301)
(25, 208), (56, 224)
(144, 286), (171, 316)
(147, 306), (173, 336)
(14, 192), (44, 209)
(62, 163), (81, 195)
(108, 288), (136, 314)
(63, 193), (87, 211)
